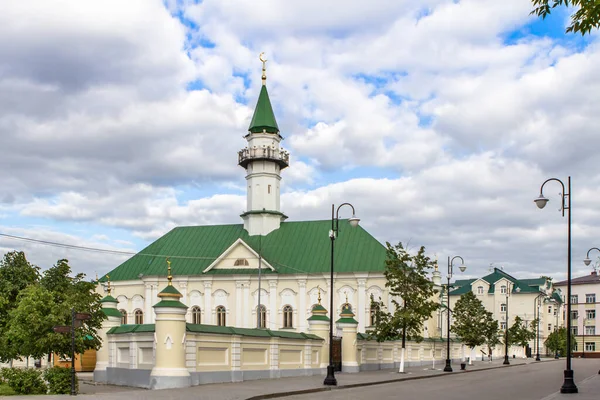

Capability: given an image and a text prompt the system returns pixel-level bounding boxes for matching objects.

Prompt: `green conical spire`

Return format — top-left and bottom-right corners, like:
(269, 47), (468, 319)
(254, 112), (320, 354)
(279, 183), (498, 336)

(248, 85), (279, 134)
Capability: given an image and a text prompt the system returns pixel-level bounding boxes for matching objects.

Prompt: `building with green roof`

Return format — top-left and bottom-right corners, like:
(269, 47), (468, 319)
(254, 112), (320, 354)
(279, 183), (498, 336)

(446, 267), (563, 357)
(99, 59), (390, 335)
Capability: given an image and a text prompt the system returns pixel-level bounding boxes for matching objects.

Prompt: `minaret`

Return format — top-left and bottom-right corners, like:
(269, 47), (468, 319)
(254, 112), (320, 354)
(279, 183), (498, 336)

(238, 53), (289, 236)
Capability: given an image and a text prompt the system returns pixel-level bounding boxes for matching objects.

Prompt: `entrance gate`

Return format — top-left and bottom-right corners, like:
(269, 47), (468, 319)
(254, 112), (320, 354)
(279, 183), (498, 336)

(332, 337), (342, 372)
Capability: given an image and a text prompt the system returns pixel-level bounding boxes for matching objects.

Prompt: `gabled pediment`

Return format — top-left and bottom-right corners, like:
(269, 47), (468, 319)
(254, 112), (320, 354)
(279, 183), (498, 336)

(203, 238), (275, 273)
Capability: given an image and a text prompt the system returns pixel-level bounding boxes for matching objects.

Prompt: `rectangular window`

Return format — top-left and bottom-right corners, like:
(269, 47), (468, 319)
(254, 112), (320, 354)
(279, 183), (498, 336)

(500, 304), (507, 312)
(585, 326), (595, 335)
(500, 322), (506, 330)
(548, 306), (552, 314)
(548, 323), (552, 331)
(268, 184), (271, 194)
(554, 308), (557, 316)
(585, 342), (595, 351)
(586, 294), (596, 303)
(477, 286), (484, 294)
(571, 326), (578, 335)
(571, 295), (578, 304)
(500, 285), (507, 294)
(571, 311), (579, 320)
(586, 309), (596, 320)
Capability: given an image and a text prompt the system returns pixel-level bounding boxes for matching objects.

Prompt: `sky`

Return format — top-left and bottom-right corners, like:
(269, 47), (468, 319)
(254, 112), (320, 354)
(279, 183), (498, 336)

(1, 0), (600, 282)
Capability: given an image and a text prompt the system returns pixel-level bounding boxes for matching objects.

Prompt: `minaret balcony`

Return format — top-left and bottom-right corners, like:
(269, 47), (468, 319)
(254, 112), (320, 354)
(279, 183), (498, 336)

(238, 147), (289, 169)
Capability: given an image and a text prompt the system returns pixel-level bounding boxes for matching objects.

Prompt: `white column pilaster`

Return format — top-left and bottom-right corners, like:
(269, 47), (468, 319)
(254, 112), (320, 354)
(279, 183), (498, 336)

(269, 280), (277, 330)
(298, 279), (307, 332)
(243, 283), (250, 328)
(203, 281), (213, 325)
(145, 283), (152, 322)
(235, 281), (243, 327)
(357, 278), (367, 332)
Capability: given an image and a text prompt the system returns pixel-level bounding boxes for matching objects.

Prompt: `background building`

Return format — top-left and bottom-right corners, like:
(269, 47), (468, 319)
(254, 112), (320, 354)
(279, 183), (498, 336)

(448, 267), (562, 357)
(555, 270), (600, 358)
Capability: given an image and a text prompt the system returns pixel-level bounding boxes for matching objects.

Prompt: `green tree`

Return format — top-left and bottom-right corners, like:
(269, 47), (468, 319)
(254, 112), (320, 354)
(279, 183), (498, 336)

(0, 251), (40, 363)
(367, 242), (439, 373)
(452, 292), (488, 364)
(4, 258), (104, 360)
(506, 316), (537, 356)
(482, 312), (500, 361)
(530, 1), (600, 35)
(545, 327), (576, 357)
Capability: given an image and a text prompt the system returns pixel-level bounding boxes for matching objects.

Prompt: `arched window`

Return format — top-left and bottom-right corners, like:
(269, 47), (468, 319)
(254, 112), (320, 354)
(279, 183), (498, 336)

(257, 304), (267, 328)
(283, 305), (293, 328)
(134, 309), (143, 324)
(234, 258), (249, 266)
(216, 306), (226, 326)
(119, 309), (127, 325)
(191, 306), (201, 324)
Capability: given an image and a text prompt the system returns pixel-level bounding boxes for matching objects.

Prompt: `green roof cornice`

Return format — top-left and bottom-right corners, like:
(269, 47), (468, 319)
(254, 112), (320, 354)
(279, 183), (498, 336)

(153, 300), (188, 309)
(336, 316), (358, 324)
(248, 85), (279, 134)
(102, 308), (123, 318)
(158, 284), (182, 298)
(308, 314), (330, 322)
(100, 295), (118, 303)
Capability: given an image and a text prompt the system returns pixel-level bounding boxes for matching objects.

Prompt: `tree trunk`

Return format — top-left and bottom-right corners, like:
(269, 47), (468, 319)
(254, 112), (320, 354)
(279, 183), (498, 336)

(399, 326), (406, 373)
(469, 347), (474, 365)
(461, 344), (465, 362)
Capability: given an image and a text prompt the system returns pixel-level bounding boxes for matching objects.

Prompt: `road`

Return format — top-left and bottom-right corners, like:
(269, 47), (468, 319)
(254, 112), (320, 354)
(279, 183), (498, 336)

(275, 359), (600, 400)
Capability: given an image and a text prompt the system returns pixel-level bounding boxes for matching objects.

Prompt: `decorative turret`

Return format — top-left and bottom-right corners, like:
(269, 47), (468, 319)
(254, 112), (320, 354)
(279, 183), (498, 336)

(307, 286), (330, 370)
(150, 259), (190, 389)
(239, 53), (289, 236)
(94, 275), (122, 383)
(336, 299), (359, 373)
(432, 256), (442, 287)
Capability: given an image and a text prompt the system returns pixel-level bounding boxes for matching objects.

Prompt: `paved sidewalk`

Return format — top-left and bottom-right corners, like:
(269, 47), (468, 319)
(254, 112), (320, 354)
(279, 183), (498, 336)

(5, 357), (579, 400)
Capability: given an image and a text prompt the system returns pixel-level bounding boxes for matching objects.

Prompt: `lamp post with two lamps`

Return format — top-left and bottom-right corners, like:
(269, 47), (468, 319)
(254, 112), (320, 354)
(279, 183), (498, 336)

(443, 256), (466, 373)
(503, 283), (521, 365)
(534, 176), (577, 393)
(323, 203), (360, 387)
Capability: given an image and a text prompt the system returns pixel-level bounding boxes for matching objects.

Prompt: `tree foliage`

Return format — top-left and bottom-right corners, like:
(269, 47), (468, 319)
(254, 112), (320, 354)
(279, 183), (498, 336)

(506, 316), (537, 347)
(367, 242), (439, 346)
(545, 327), (576, 356)
(0, 255), (104, 362)
(453, 291), (497, 350)
(531, 1), (600, 35)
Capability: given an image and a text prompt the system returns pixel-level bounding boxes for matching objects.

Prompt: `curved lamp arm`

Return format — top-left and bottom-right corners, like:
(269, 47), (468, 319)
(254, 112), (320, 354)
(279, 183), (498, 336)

(534, 178), (568, 216)
(584, 247), (600, 266)
(332, 203), (360, 235)
(448, 255), (466, 277)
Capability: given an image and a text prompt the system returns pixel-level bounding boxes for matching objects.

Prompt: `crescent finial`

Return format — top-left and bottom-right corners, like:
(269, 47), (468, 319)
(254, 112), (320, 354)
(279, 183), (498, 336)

(259, 52), (267, 84)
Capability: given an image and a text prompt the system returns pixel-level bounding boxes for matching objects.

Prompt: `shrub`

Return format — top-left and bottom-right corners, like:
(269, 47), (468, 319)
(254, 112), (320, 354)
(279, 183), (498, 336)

(3, 367), (47, 395)
(44, 366), (78, 394)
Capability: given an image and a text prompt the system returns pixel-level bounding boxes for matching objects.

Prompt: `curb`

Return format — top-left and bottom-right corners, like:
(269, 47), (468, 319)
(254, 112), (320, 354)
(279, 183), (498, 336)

(246, 359), (558, 400)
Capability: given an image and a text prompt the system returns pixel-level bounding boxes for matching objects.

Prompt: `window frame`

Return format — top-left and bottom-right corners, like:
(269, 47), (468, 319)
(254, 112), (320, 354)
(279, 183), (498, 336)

(500, 303), (507, 313)
(191, 306), (201, 324)
(585, 293), (596, 303)
(477, 286), (484, 294)
(257, 304), (267, 328)
(120, 309), (127, 325)
(585, 342), (595, 351)
(586, 309), (596, 320)
(283, 305), (293, 328)
(134, 309), (143, 324)
(571, 295), (578, 304)
(216, 306), (226, 326)
(500, 285), (507, 294)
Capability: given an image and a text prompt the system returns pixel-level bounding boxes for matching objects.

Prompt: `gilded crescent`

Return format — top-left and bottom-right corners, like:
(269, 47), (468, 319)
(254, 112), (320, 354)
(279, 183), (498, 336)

(259, 52), (267, 63)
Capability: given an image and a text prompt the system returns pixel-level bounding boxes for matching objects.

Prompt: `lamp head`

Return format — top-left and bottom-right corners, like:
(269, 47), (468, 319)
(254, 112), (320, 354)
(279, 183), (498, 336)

(459, 264), (466, 273)
(515, 287), (521, 293)
(348, 216), (360, 228)
(584, 257), (592, 266)
(534, 194), (549, 209)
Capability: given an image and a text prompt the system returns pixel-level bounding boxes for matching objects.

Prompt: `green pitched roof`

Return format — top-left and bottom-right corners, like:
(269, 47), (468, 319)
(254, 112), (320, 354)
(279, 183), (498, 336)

(100, 295), (118, 303)
(102, 308), (123, 318)
(248, 85), (279, 134)
(449, 268), (548, 296)
(102, 220), (387, 281)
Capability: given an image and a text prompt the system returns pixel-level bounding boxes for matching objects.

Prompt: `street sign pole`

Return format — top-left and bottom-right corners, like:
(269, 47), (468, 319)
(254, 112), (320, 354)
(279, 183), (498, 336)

(71, 308), (76, 396)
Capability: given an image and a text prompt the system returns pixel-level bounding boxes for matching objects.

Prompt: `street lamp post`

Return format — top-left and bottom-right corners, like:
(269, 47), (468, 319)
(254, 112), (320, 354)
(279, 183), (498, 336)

(555, 301), (560, 359)
(534, 176), (577, 393)
(443, 256), (466, 372)
(583, 247), (600, 374)
(323, 203), (360, 387)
